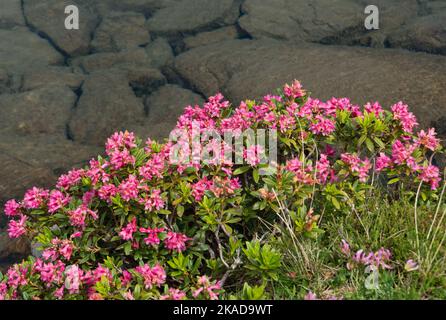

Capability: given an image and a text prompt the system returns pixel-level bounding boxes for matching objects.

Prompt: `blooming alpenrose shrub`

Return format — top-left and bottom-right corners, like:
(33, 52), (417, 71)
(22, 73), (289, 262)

(1, 80), (443, 300)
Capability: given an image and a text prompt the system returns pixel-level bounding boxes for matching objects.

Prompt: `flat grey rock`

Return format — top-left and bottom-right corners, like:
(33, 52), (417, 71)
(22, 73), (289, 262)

(23, 0), (99, 56)
(22, 67), (85, 91)
(0, 85), (76, 137)
(0, 28), (64, 73)
(0, 0), (26, 28)
(145, 38), (175, 69)
(143, 84), (204, 140)
(91, 12), (151, 53)
(68, 71), (146, 146)
(147, 0), (239, 35)
(183, 26), (239, 50)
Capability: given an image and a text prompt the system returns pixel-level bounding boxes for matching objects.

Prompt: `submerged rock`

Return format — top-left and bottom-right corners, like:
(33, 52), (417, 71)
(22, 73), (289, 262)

(0, 0), (26, 28)
(23, 0), (99, 57)
(0, 85), (76, 137)
(0, 28), (63, 72)
(143, 84), (205, 140)
(68, 71), (146, 146)
(147, 0), (240, 36)
(22, 67), (85, 91)
(91, 12), (151, 53)
(183, 26), (239, 50)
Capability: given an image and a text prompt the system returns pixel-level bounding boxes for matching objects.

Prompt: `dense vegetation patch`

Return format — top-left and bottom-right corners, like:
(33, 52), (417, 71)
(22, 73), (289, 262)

(1, 81), (445, 300)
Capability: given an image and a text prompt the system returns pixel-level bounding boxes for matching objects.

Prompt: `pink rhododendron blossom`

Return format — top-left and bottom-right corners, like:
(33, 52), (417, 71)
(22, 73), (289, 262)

(192, 276), (221, 300)
(4, 199), (21, 217)
(376, 153), (392, 172)
(139, 154), (165, 180)
(139, 227), (165, 246)
(8, 215), (27, 238)
(419, 165), (441, 190)
(23, 187), (49, 209)
(203, 93), (230, 117)
(7, 266), (28, 288)
(192, 177), (214, 201)
(284, 80), (305, 99)
(68, 205), (98, 228)
(48, 190), (71, 213)
(43, 238), (74, 261)
(71, 231), (83, 239)
(160, 288), (186, 300)
(121, 270), (133, 287)
(86, 159), (110, 185)
(53, 286), (64, 299)
(341, 153), (372, 182)
(391, 102), (418, 133)
(286, 158), (316, 185)
(106, 131), (137, 153)
(119, 218), (138, 241)
(56, 169), (84, 190)
(34, 259), (65, 287)
(309, 115), (336, 136)
(364, 102), (383, 117)
(316, 154), (331, 183)
(118, 175), (139, 201)
(135, 264), (166, 289)
(324, 145), (336, 157)
(0, 283), (8, 300)
(391, 140), (417, 167)
(138, 189), (165, 212)
(278, 114), (296, 133)
(109, 148), (135, 170)
(82, 190), (96, 206)
(164, 231), (190, 252)
(210, 177), (241, 198)
(415, 128), (440, 151)
(98, 184), (118, 202)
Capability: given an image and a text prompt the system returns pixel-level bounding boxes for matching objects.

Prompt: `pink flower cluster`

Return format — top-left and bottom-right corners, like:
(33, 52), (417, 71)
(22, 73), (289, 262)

(68, 205), (98, 229)
(160, 288), (186, 300)
(390, 139), (441, 189)
(391, 102), (418, 133)
(192, 275), (221, 300)
(192, 176), (241, 201)
(135, 264), (166, 289)
(42, 238), (74, 261)
(7, 215), (27, 239)
(340, 153), (372, 183)
(340, 240), (392, 270)
(119, 218), (138, 241)
(285, 154), (335, 185)
(118, 218), (190, 252)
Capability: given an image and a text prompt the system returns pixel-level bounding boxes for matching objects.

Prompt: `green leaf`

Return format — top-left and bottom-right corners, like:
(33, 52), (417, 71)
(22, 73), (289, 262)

(124, 242), (132, 255)
(373, 137), (385, 149)
(331, 197), (341, 210)
(233, 166), (251, 175)
(177, 205), (184, 217)
(388, 177), (400, 185)
(253, 169), (260, 183)
(365, 138), (375, 152)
